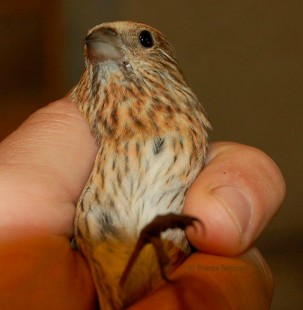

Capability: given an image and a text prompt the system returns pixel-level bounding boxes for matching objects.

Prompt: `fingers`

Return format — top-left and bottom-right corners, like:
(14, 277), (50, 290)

(0, 98), (97, 238)
(0, 236), (97, 309)
(129, 248), (273, 310)
(184, 142), (286, 255)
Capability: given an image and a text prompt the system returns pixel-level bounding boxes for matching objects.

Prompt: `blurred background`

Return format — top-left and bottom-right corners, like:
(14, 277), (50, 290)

(0, 1), (302, 308)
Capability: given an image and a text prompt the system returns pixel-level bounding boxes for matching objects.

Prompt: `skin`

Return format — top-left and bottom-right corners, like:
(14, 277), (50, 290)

(0, 98), (285, 309)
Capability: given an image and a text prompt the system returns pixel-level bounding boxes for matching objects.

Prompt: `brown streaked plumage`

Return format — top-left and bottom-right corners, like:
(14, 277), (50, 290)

(70, 21), (210, 309)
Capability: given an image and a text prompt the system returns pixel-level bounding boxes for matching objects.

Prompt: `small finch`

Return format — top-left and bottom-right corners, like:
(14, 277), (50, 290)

(69, 21), (210, 309)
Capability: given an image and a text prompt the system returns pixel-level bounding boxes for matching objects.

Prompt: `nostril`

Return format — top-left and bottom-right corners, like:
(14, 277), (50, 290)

(102, 27), (117, 36)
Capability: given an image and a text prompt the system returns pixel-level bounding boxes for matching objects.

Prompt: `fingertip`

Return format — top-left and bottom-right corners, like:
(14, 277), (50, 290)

(243, 248), (274, 300)
(184, 190), (247, 255)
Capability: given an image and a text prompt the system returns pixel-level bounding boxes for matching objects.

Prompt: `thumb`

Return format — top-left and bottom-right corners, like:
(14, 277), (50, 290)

(184, 142), (286, 255)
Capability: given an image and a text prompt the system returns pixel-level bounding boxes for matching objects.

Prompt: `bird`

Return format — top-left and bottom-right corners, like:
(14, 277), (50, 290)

(69, 21), (210, 309)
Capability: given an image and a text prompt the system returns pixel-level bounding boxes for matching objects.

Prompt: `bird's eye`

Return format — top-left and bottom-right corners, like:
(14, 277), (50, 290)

(139, 30), (154, 48)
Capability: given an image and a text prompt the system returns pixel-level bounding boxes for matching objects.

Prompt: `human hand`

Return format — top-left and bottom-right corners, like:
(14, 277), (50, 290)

(0, 99), (285, 309)
(130, 141), (285, 309)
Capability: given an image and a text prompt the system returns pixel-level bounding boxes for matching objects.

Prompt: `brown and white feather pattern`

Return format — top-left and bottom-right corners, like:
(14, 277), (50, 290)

(70, 21), (210, 309)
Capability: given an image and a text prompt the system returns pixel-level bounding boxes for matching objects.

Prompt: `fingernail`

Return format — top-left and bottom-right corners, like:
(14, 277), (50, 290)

(212, 186), (253, 236)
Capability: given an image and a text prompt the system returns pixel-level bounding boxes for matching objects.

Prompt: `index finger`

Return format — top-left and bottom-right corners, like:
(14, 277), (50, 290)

(0, 98), (97, 240)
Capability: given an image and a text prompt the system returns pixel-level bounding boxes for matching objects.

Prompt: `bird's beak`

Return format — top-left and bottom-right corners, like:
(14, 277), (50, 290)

(85, 27), (125, 62)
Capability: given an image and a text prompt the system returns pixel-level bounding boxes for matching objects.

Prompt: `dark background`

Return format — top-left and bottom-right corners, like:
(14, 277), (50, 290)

(0, 1), (302, 308)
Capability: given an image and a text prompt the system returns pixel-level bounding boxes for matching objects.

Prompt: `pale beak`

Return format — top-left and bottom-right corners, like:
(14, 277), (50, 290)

(85, 27), (125, 62)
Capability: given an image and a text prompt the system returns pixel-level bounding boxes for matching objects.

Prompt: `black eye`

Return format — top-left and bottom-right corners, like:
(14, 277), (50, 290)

(139, 30), (154, 48)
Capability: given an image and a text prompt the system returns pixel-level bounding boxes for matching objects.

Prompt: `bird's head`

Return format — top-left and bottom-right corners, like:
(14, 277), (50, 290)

(84, 21), (184, 85)
(71, 21), (208, 141)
